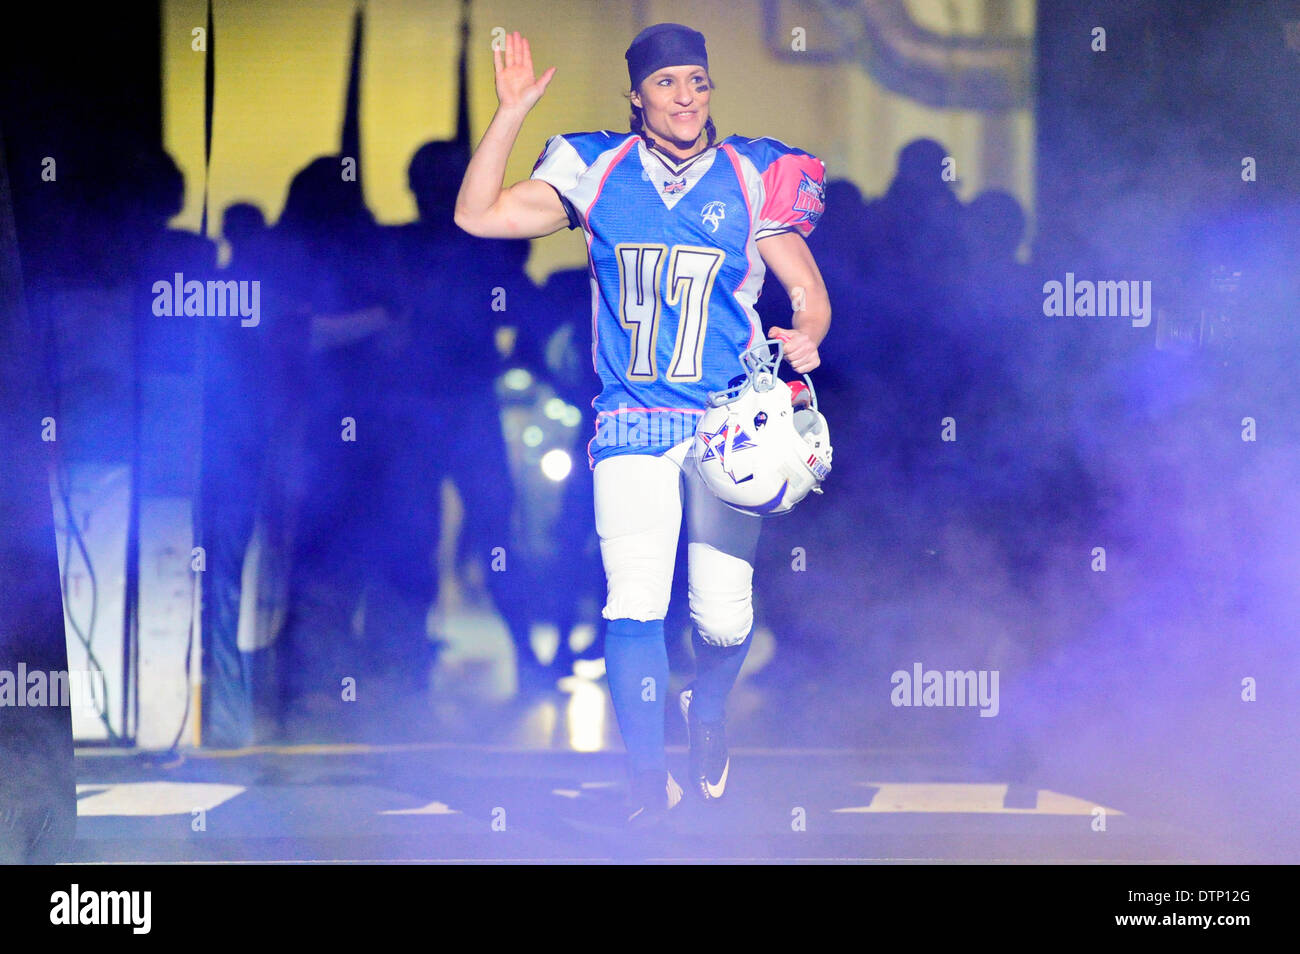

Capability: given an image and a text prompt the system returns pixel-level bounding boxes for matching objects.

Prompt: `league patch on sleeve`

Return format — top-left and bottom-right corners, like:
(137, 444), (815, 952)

(755, 148), (827, 239)
(791, 170), (825, 227)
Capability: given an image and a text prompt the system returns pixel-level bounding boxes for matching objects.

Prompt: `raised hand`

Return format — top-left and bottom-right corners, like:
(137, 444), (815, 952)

(493, 31), (556, 114)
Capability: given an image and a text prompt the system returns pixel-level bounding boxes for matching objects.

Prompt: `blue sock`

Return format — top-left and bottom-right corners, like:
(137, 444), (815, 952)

(604, 618), (669, 774)
(689, 628), (752, 723)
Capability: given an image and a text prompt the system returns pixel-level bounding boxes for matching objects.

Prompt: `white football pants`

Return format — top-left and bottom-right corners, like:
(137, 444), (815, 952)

(593, 437), (762, 647)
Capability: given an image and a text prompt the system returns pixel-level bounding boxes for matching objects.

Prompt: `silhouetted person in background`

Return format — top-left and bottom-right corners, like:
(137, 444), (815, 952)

(221, 202), (271, 270)
(862, 138), (965, 282)
(270, 155), (401, 724)
(195, 200), (280, 746)
(758, 178), (870, 397)
(523, 267), (606, 674)
(963, 188), (1032, 329)
(388, 141), (547, 692)
(125, 149), (217, 374)
(806, 178), (871, 308)
(956, 187), (1037, 437)
(857, 139), (968, 483)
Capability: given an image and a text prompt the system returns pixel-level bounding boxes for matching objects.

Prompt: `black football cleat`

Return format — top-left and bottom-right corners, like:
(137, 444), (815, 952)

(680, 684), (730, 801)
(626, 768), (683, 829)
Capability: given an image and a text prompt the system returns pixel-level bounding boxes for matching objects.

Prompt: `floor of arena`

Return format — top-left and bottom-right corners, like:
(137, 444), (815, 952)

(68, 632), (1238, 864)
(73, 743), (1207, 864)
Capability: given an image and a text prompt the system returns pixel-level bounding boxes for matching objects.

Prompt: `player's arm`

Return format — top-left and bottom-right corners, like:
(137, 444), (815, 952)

(454, 31), (567, 240)
(457, 178), (569, 240)
(757, 230), (831, 373)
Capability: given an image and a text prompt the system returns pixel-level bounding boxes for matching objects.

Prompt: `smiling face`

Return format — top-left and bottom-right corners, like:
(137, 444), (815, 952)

(630, 65), (713, 158)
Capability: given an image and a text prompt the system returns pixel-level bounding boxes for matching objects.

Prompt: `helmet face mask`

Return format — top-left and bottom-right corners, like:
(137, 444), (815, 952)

(694, 339), (832, 516)
(705, 339), (785, 407)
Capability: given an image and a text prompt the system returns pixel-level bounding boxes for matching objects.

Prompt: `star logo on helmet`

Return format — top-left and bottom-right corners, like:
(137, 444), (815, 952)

(697, 422), (754, 465)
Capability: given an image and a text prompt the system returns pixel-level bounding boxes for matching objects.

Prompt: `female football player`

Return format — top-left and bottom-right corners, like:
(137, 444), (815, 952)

(455, 23), (830, 826)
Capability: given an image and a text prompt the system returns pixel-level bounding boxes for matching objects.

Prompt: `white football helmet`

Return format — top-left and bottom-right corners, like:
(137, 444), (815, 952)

(693, 339), (832, 516)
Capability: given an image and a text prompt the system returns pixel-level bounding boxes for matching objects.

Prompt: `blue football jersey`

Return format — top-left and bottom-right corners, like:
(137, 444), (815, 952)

(530, 131), (826, 468)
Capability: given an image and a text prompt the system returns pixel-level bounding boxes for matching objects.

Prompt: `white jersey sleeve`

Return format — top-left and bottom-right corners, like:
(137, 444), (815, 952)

(529, 135), (587, 231)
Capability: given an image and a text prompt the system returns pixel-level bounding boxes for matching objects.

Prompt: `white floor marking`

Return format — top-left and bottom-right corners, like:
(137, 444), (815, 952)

(834, 782), (1123, 815)
(76, 782), (245, 816)
(379, 800), (461, 815)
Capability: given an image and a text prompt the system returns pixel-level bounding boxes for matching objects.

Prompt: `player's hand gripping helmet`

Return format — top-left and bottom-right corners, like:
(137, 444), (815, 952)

(693, 338), (832, 516)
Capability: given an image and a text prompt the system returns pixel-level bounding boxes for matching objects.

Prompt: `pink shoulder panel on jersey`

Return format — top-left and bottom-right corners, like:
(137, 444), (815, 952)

(757, 152), (827, 240)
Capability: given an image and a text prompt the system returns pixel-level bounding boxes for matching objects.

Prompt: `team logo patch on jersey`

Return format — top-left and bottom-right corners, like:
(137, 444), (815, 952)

(701, 200), (726, 233)
(792, 171), (825, 226)
(664, 178), (686, 195)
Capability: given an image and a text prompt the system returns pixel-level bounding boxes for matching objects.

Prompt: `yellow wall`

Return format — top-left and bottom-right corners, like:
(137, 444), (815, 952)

(165, 0), (1035, 280)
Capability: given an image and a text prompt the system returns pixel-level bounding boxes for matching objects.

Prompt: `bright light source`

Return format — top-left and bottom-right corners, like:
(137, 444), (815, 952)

(522, 425), (544, 447)
(540, 448), (572, 481)
(574, 657), (606, 680)
(569, 623), (597, 655)
(543, 397), (568, 420)
(564, 678), (606, 753)
(495, 325), (517, 359)
(503, 367), (533, 391)
(560, 406), (582, 428)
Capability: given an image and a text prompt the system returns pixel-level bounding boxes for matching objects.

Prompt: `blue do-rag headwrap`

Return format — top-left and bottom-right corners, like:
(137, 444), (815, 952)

(626, 23), (709, 91)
